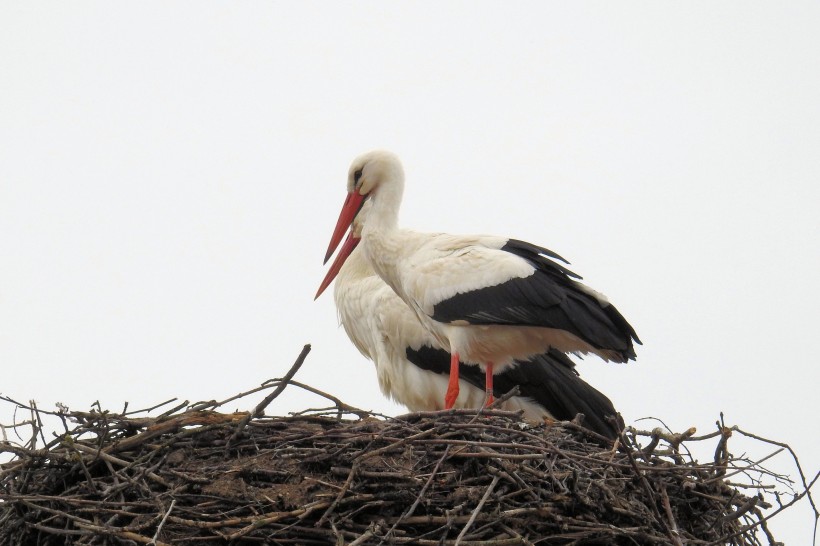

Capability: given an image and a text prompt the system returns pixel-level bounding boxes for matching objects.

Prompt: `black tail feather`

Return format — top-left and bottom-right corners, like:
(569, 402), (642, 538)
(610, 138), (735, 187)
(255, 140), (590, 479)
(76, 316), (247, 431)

(405, 345), (622, 440)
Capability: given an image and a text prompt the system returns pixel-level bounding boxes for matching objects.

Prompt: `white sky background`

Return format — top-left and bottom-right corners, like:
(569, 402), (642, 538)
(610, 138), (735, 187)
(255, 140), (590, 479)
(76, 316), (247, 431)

(1, 2), (818, 541)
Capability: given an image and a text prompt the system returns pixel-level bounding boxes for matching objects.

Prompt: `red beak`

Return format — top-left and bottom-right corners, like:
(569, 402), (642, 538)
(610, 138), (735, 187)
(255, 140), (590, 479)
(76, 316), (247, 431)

(323, 191), (366, 264)
(315, 231), (360, 299)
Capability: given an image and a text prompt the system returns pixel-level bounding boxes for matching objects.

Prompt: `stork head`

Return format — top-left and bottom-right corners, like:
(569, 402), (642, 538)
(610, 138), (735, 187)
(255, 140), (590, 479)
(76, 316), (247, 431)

(323, 151), (404, 264)
(346, 150), (404, 195)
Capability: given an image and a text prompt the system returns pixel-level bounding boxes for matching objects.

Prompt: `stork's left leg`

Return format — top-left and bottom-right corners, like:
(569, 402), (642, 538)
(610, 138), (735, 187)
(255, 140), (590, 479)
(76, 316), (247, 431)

(485, 362), (495, 407)
(444, 352), (460, 409)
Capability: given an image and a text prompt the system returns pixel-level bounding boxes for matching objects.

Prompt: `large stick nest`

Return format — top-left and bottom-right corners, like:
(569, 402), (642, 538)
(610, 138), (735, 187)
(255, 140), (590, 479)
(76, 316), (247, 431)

(0, 346), (815, 545)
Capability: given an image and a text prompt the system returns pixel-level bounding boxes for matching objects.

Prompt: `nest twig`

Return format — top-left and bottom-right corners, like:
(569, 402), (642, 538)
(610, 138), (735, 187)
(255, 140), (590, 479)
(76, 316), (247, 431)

(1, 344), (816, 545)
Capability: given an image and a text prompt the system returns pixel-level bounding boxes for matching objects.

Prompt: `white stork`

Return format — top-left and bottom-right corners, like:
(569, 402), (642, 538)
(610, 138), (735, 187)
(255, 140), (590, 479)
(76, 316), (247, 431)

(319, 150), (640, 411)
(316, 203), (623, 438)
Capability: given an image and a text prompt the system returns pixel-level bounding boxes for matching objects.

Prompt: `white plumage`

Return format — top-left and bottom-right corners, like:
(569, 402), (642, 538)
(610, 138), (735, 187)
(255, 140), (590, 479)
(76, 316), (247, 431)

(321, 203), (623, 437)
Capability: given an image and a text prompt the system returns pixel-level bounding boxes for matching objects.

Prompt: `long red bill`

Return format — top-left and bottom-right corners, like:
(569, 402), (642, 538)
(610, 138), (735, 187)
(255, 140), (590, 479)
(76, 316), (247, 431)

(315, 231), (360, 299)
(323, 191), (365, 264)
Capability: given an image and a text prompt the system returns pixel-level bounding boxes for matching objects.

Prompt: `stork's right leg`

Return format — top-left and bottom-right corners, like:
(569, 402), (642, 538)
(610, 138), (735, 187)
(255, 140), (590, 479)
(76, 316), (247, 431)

(445, 352), (460, 409)
(484, 362), (495, 407)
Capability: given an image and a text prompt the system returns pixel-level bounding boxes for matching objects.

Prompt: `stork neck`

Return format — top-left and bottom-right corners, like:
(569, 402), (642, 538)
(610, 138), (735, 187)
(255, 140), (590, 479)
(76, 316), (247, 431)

(366, 173), (403, 232)
(335, 246), (367, 282)
(360, 186), (405, 297)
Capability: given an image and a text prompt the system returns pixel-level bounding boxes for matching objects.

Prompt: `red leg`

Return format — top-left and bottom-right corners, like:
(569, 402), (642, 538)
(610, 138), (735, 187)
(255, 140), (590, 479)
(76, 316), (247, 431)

(445, 352), (460, 409)
(485, 362), (495, 407)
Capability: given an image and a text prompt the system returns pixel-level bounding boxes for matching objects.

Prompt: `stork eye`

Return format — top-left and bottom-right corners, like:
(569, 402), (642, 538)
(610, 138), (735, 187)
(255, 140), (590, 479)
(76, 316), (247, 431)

(353, 169), (363, 185)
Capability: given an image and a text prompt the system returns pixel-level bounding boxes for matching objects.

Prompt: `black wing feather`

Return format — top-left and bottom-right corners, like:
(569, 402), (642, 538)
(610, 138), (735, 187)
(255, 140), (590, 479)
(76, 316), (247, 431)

(431, 238), (640, 360)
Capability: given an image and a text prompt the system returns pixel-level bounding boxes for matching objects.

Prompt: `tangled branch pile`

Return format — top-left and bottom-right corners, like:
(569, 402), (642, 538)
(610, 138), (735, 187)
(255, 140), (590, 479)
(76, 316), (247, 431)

(0, 349), (812, 545)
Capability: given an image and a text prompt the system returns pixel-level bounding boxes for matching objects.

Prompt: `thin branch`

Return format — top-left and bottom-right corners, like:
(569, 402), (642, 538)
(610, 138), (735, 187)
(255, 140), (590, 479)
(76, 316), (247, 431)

(149, 498), (176, 545)
(455, 475), (500, 546)
(227, 344), (311, 446)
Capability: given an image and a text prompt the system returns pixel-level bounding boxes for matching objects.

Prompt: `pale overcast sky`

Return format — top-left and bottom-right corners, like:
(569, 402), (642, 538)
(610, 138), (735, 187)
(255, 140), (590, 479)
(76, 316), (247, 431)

(1, 2), (818, 542)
